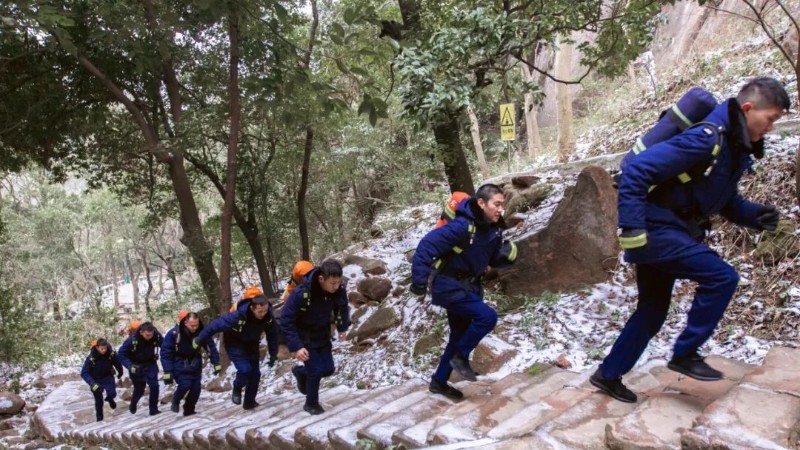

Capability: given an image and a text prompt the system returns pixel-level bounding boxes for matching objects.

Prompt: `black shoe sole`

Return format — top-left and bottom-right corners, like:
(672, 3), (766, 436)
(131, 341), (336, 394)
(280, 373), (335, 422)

(449, 360), (477, 382)
(589, 376), (637, 403)
(429, 386), (463, 401)
(667, 362), (723, 381)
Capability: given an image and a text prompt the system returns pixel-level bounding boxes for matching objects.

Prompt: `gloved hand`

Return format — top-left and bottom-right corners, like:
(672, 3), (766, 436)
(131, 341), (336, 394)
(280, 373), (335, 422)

(267, 357), (276, 368)
(91, 383), (101, 392)
(212, 364), (222, 376)
(409, 283), (427, 297)
(618, 228), (647, 249)
(162, 373), (173, 385)
(756, 205), (780, 232)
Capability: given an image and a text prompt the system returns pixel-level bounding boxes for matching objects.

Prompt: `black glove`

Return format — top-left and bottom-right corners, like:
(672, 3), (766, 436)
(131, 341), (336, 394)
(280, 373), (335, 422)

(618, 228), (647, 249)
(409, 283), (427, 297)
(267, 357), (276, 368)
(756, 205), (780, 232)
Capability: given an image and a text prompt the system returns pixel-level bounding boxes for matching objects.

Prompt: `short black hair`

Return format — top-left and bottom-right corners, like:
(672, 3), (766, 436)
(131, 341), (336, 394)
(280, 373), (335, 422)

(475, 183), (504, 202)
(95, 338), (108, 347)
(138, 322), (156, 333)
(318, 259), (343, 278)
(737, 77), (791, 111)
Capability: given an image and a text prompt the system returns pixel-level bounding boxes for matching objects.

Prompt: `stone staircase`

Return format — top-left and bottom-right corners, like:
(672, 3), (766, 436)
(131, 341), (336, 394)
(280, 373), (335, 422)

(32, 346), (800, 449)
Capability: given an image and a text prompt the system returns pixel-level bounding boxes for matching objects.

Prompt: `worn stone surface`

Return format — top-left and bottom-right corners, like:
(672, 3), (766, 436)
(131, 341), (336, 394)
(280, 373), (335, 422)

(347, 291), (367, 307)
(0, 392), (25, 415)
(350, 307), (399, 341)
(205, 377), (232, 393)
(413, 333), (441, 357)
(682, 384), (800, 450)
(741, 346), (800, 396)
(499, 166), (619, 296)
(469, 338), (518, 376)
(510, 175), (541, 189)
(343, 254), (387, 275)
(356, 277), (392, 302)
(504, 183), (553, 217)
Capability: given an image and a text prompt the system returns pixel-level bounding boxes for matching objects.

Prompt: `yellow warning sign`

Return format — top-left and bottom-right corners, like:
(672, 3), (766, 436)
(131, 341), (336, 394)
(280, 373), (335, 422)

(500, 103), (515, 141)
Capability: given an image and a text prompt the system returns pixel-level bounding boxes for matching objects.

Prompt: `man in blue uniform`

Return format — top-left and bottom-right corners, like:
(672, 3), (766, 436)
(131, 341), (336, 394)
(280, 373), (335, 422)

(81, 338), (123, 421)
(161, 310), (221, 416)
(280, 259), (351, 415)
(593, 77), (790, 403)
(194, 286), (279, 410)
(118, 322), (163, 415)
(410, 184), (518, 400)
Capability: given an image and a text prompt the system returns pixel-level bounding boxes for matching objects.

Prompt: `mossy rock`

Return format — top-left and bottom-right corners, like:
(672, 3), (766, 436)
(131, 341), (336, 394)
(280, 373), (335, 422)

(505, 183), (553, 217)
(754, 219), (799, 266)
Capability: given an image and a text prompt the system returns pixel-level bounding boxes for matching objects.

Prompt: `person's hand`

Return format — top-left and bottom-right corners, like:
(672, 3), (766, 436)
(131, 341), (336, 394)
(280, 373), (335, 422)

(295, 348), (310, 362)
(618, 228), (647, 249)
(757, 205), (780, 232)
(338, 331), (347, 341)
(161, 373), (173, 385)
(212, 364), (222, 376)
(409, 283), (427, 297)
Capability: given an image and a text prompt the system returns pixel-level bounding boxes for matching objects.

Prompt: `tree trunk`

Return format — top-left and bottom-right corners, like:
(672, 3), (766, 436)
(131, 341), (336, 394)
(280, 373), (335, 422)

(555, 37), (575, 163)
(298, 126), (313, 260)
(466, 105), (489, 178)
(140, 250), (153, 319)
(127, 252), (140, 313)
(220, 6), (241, 315)
(433, 112), (475, 194)
(520, 63), (543, 159)
(110, 257), (119, 308)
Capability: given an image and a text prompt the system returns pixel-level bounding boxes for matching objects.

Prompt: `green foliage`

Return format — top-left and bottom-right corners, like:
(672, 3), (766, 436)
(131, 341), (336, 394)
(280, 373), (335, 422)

(525, 362), (550, 376)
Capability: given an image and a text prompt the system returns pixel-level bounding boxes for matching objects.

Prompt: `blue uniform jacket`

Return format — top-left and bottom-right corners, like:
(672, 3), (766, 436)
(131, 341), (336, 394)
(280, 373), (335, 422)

(118, 327), (163, 369)
(280, 268), (351, 352)
(618, 98), (765, 264)
(195, 300), (279, 360)
(81, 345), (123, 385)
(161, 318), (220, 376)
(412, 198), (515, 306)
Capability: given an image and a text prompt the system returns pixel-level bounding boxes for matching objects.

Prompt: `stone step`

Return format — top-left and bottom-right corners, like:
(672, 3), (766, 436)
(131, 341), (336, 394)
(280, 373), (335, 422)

(222, 385), (354, 450)
(428, 368), (574, 445)
(329, 389), (448, 450)
(32, 381), (96, 441)
(682, 346), (800, 449)
(483, 369), (595, 442)
(388, 374), (533, 449)
(249, 387), (389, 450)
(294, 379), (427, 449)
(605, 356), (755, 450)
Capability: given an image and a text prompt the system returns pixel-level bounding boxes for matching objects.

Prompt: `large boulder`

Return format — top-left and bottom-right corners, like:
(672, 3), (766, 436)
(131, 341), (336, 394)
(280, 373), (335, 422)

(413, 334), (440, 357)
(350, 307), (399, 341)
(754, 219), (799, 265)
(0, 393), (23, 415)
(343, 255), (388, 275)
(348, 291), (368, 307)
(503, 183), (553, 217)
(357, 277), (393, 302)
(498, 166), (619, 296)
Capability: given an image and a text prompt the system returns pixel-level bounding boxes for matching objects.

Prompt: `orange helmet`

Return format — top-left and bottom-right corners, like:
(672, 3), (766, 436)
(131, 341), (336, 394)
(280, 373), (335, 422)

(90, 339), (98, 348)
(128, 320), (142, 335)
(292, 260), (314, 283)
(242, 286), (264, 300)
(177, 309), (189, 322)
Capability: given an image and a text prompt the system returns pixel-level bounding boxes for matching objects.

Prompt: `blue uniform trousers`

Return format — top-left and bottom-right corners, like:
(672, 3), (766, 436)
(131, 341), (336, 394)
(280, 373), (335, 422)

(91, 377), (117, 419)
(130, 362), (160, 414)
(173, 373), (201, 413)
(230, 351), (261, 407)
(432, 291), (498, 384)
(294, 344), (334, 406)
(600, 251), (739, 379)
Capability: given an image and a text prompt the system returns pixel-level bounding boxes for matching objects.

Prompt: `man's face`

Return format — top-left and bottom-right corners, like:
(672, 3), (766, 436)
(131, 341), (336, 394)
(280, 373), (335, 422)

(477, 193), (505, 223)
(250, 303), (269, 319)
(318, 275), (341, 294)
(96, 345), (108, 355)
(184, 317), (200, 333)
(742, 102), (784, 142)
(140, 330), (154, 341)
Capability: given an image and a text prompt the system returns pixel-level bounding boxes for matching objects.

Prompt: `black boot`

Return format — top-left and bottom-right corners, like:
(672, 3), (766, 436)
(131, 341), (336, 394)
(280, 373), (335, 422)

(107, 398), (116, 409)
(243, 401), (260, 410)
(170, 400), (180, 413)
(231, 388), (242, 405)
(589, 368), (637, 403)
(183, 407), (196, 417)
(449, 353), (477, 381)
(429, 377), (464, 400)
(129, 402), (137, 414)
(668, 351), (723, 381)
(303, 403), (325, 415)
